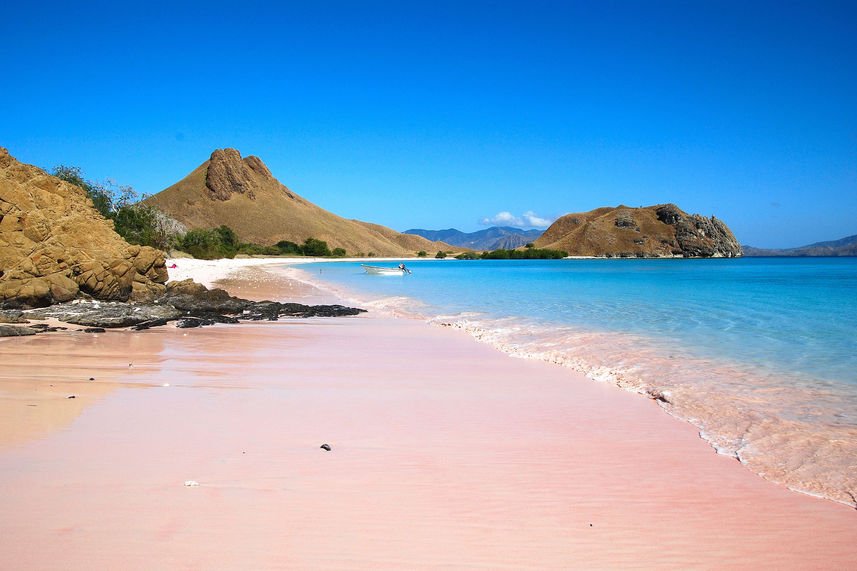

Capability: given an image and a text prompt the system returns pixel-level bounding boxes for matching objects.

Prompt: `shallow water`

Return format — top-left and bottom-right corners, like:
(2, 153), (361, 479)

(291, 257), (857, 506)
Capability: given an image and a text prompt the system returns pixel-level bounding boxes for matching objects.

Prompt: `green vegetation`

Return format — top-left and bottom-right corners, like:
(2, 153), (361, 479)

(52, 165), (113, 218)
(112, 204), (166, 249)
(51, 165), (352, 260)
(435, 251), (447, 259)
(301, 237), (332, 257)
(454, 248), (567, 260)
(52, 165), (181, 250)
(275, 240), (302, 255)
(417, 250), (428, 257)
(181, 231), (345, 260)
(479, 248), (568, 259)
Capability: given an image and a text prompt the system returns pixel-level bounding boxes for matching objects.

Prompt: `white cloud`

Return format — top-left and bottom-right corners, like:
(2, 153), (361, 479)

(480, 210), (555, 229)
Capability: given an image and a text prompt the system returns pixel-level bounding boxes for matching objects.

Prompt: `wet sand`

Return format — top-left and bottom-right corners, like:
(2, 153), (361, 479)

(0, 262), (855, 569)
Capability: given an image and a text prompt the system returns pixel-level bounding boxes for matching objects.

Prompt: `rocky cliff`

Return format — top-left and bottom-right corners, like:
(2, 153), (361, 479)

(0, 147), (168, 307)
(145, 148), (455, 256)
(535, 203), (742, 258)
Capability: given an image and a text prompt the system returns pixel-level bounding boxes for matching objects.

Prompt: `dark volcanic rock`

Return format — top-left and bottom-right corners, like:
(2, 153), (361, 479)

(19, 279), (366, 330)
(176, 317), (216, 328)
(160, 279), (251, 315)
(0, 324), (38, 336)
(25, 301), (182, 328)
(280, 303), (365, 318)
(0, 310), (27, 323)
(131, 318), (172, 331)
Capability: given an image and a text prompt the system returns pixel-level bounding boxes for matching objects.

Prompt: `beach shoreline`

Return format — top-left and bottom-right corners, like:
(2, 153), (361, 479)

(1, 258), (855, 569)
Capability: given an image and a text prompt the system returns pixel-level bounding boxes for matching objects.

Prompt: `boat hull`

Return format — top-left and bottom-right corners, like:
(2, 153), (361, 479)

(361, 264), (408, 275)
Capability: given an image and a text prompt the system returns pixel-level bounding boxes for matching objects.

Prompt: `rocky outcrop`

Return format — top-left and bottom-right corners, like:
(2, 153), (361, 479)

(536, 203), (743, 258)
(205, 148), (258, 200)
(23, 279), (365, 329)
(0, 147), (168, 308)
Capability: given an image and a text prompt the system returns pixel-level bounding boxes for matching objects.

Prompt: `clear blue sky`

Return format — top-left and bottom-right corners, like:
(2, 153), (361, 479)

(2, 1), (855, 248)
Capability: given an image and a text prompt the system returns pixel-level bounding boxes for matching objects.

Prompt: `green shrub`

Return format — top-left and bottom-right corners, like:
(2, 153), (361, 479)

(213, 225), (239, 257)
(181, 228), (228, 259)
(417, 250), (427, 257)
(113, 205), (160, 247)
(480, 248), (568, 260)
(435, 251), (447, 259)
(301, 237), (332, 257)
(52, 165), (114, 219)
(274, 240), (301, 255)
(455, 252), (479, 260)
(51, 165), (186, 250)
(332, 247), (346, 257)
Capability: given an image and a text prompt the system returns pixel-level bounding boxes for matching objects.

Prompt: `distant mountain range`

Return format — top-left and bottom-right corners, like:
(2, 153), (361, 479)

(404, 227), (544, 250)
(742, 234), (857, 257)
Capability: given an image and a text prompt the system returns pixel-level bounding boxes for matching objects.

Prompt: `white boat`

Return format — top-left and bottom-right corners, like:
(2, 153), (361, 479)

(361, 264), (411, 275)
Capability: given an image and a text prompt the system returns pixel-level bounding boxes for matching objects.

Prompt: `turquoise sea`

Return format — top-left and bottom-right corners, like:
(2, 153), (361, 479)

(290, 257), (857, 506)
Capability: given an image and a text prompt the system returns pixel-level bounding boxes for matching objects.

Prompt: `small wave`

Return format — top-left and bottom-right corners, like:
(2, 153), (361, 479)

(287, 262), (857, 509)
(430, 314), (857, 509)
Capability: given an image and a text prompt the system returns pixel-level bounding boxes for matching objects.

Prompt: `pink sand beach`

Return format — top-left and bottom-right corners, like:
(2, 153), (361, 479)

(1, 261), (855, 569)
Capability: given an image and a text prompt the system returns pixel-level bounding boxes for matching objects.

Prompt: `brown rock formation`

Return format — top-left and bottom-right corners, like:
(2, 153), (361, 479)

(145, 148), (457, 256)
(205, 148), (257, 200)
(0, 147), (168, 307)
(535, 204), (742, 258)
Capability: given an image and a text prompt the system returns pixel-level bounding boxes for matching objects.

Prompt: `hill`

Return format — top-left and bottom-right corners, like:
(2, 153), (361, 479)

(404, 227), (543, 250)
(0, 147), (167, 307)
(534, 203), (742, 258)
(743, 234), (857, 257)
(145, 148), (456, 257)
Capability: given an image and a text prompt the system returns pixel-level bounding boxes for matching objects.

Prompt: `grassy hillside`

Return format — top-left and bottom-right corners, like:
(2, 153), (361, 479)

(535, 204), (742, 258)
(145, 149), (458, 257)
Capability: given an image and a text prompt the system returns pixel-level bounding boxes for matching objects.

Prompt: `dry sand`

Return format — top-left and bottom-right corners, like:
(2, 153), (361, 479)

(0, 259), (855, 569)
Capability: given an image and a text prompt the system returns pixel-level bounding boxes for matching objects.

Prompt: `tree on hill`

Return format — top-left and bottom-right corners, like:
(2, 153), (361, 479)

(52, 165), (113, 219)
(275, 240), (302, 255)
(301, 237), (332, 257)
(51, 165), (183, 250)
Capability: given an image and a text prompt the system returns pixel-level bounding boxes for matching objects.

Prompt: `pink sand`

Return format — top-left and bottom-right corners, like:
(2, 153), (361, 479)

(1, 295), (855, 568)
